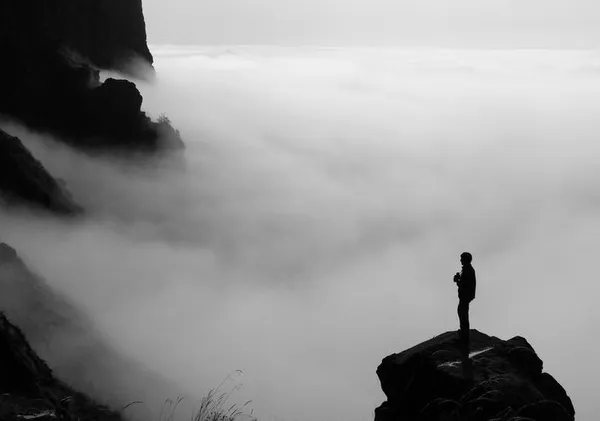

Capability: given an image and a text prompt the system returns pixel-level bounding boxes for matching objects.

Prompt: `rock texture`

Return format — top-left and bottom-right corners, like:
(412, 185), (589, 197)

(375, 330), (575, 421)
(0, 309), (123, 421)
(0, 130), (81, 215)
(0, 1), (182, 152)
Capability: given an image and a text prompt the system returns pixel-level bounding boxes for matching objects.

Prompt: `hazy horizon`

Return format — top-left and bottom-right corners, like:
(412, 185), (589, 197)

(142, 0), (600, 48)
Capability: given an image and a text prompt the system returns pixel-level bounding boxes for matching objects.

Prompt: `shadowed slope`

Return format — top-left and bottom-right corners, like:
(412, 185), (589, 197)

(0, 309), (123, 421)
(0, 242), (181, 417)
(0, 130), (81, 215)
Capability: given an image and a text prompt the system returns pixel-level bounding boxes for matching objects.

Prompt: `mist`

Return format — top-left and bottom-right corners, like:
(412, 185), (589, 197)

(2, 47), (600, 421)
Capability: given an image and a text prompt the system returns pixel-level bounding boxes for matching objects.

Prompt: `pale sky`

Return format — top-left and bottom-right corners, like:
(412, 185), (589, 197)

(143, 0), (600, 47)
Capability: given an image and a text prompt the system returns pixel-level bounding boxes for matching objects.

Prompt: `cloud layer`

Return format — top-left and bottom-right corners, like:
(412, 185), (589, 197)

(2, 47), (600, 420)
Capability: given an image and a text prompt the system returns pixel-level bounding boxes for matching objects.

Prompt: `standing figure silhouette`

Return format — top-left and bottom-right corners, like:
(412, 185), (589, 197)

(454, 252), (476, 358)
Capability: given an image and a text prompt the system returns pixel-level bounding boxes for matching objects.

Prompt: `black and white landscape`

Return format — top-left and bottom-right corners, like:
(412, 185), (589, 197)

(1, 1), (596, 421)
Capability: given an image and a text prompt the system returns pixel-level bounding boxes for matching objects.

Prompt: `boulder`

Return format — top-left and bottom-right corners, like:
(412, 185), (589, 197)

(375, 330), (575, 421)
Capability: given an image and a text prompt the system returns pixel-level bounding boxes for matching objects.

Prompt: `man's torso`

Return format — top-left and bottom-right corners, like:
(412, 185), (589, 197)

(459, 265), (476, 301)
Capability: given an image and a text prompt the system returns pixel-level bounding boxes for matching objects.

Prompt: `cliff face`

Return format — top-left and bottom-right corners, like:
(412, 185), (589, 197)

(0, 130), (81, 215)
(0, 1), (179, 417)
(0, 1), (182, 151)
(0, 287), (123, 421)
(53, 0), (154, 69)
(0, 1), (152, 71)
(0, 308), (125, 421)
(375, 330), (575, 421)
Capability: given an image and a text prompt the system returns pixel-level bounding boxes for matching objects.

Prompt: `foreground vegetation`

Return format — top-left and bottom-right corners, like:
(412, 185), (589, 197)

(122, 372), (256, 421)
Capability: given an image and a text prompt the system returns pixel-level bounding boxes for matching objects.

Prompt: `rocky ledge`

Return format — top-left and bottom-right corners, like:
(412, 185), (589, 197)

(0, 0), (182, 152)
(0, 130), (81, 215)
(375, 330), (575, 421)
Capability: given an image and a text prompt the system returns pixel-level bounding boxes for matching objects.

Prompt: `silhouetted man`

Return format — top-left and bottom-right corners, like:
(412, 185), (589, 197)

(454, 252), (476, 357)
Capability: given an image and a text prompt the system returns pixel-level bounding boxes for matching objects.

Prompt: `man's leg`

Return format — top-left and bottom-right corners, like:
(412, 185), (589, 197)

(457, 300), (470, 356)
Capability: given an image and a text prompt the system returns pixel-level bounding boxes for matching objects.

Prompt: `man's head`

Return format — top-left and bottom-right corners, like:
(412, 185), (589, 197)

(460, 252), (472, 265)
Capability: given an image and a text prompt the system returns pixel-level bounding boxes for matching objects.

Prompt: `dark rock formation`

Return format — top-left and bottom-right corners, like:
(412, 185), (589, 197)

(375, 330), (574, 421)
(0, 130), (82, 215)
(0, 1), (183, 152)
(0, 242), (180, 414)
(0, 309), (123, 421)
(49, 0), (154, 70)
(0, 0), (152, 73)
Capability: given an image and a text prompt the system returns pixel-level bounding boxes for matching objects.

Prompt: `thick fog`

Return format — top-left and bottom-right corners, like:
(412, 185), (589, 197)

(2, 47), (600, 420)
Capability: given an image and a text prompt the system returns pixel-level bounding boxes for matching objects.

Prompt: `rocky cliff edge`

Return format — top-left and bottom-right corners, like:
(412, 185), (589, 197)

(375, 330), (575, 421)
(0, 0), (182, 152)
(0, 306), (122, 421)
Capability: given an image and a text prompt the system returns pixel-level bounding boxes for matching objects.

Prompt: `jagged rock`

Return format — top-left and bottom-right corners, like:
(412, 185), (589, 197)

(418, 398), (459, 421)
(92, 79), (144, 119)
(537, 373), (575, 415)
(507, 346), (543, 378)
(0, 130), (81, 215)
(0, 311), (53, 396)
(516, 400), (572, 421)
(0, 309), (124, 421)
(375, 330), (575, 421)
(0, 244), (18, 261)
(0, 1), (183, 152)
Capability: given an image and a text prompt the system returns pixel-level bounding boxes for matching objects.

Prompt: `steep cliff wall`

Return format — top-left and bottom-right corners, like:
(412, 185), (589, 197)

(0, 307), (124, 421)
(56, 0), (154, 68)
(0, 0), (152, 70)
(0, 130), (81, 215)
(0, 1), (181, 151)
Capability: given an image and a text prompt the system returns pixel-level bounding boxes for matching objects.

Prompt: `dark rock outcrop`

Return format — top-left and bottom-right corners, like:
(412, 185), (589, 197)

(48, 0), (154, 70)
(0, 243), (180, 414)
(375, 330), (574, 421)
(0, 130), (81, 215)
(0, 1), (183, 152)
(0, 309), (53, 396)
(0, 0), (152, 73)
(0, 308), (123, 421)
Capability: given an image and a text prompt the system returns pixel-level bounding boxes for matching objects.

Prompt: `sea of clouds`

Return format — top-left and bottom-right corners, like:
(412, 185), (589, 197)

(2, 46), (600, 421)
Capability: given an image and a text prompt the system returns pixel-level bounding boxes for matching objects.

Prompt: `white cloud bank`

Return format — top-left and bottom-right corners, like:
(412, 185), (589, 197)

(2, 47), (600, 421)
